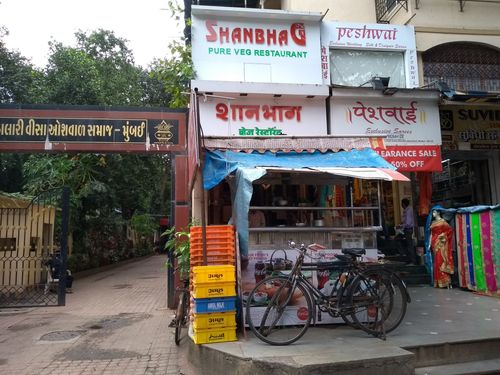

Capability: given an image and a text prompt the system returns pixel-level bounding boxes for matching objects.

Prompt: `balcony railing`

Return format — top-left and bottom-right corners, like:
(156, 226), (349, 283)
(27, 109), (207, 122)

(375, 0), (408, 23)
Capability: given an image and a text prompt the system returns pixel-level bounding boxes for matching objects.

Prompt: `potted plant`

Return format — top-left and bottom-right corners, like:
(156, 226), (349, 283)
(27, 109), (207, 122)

(163, 225), (191, 280)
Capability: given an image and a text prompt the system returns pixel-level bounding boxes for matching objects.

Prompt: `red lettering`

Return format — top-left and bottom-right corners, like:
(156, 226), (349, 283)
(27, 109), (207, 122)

(291, 23), (306, 46)
(232, 27), (241, 44)
(278, 30), (288, 46)
(243, 28), (253, 43)
(255, 28), (265, 44)
(205, 20), (217, 42)
(219, 27), (230, 44)
(266, 29), (276, 45)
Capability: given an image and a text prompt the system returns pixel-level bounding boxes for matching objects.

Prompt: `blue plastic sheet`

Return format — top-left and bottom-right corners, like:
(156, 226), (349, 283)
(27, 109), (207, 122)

(203, 148), (397, 190)
(202, 148), (399, 257)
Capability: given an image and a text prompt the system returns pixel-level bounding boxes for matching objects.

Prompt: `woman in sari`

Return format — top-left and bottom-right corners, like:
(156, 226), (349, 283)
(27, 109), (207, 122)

(430, 210), (454, 288)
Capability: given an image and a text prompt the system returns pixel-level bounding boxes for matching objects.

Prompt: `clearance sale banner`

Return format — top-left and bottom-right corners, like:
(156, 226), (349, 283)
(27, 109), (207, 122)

(331, 93), (442, 172)
(375, 145), (442, 171)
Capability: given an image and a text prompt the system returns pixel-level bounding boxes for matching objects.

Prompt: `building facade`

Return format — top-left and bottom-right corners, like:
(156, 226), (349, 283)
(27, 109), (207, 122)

(187, 0), (500, 209)
(284, 0), (500, 207)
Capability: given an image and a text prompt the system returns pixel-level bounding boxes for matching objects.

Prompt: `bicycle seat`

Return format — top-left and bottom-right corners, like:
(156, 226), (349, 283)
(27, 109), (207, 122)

(342, 248), (366, 257)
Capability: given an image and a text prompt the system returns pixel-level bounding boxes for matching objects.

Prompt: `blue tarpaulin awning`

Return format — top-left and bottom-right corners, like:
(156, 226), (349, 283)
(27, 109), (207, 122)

(203, 148), (408, 190)
(202, 148), (409, 257)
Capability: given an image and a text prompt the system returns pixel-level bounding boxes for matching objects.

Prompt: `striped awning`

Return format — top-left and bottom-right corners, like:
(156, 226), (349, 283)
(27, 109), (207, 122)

(202, 136), (386, 153)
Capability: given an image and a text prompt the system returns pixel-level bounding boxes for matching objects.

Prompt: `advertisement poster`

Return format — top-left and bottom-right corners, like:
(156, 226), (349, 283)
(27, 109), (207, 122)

(243, 248), (378, 325)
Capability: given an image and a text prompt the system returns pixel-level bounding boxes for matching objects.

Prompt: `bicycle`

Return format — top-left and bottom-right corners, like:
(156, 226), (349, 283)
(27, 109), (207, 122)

(245, 241), (409, 345)
(173, 278), (190, 345)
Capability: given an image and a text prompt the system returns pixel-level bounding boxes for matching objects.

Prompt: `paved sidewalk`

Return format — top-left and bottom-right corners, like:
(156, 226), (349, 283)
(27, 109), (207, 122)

(0, 255), (181, 375)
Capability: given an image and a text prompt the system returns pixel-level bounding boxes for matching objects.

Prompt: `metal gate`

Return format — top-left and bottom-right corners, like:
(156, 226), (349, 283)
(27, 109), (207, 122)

(0, 187), (70, 307)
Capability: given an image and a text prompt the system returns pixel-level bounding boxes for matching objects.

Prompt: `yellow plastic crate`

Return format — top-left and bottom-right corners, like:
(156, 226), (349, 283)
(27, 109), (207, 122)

(192, 326), (237, 344)
(192, 312), (237, 330)
(192, 265), (235, 284)
(192, 281), (236, 299)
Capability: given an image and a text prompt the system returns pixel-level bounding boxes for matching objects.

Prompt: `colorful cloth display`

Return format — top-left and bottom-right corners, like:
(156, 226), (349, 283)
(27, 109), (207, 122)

(426, 205), (499, 294)
(454, 208), (499, 294)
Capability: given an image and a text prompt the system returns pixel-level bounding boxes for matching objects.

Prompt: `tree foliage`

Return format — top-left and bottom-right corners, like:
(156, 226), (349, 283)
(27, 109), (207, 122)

(0, 22), (192, 270)
(0, 27), (46, 104)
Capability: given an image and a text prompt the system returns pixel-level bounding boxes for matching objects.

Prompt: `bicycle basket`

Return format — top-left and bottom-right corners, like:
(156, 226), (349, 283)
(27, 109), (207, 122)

(265, 249), (293, 272)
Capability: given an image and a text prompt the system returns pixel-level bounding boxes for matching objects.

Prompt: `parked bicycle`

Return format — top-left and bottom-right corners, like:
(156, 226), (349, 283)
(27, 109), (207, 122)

(245, 241), (410, 345)
(173, 278), (190, 345)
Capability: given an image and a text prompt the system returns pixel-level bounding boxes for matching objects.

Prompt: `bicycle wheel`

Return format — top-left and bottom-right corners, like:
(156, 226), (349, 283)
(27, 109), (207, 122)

(347, 269), (407, 337)
(245, 276), (312, 345)
(327, 276), (359, 328)
(174, 290), (187, 345)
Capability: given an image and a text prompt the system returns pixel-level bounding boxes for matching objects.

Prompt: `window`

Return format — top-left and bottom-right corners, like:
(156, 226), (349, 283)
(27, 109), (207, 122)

(387, 0), (397, 11)
(330, 49), (406, 88)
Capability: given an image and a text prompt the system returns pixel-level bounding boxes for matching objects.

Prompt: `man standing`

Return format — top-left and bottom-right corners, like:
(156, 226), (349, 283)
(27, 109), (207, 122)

(400, 198), (416, 264)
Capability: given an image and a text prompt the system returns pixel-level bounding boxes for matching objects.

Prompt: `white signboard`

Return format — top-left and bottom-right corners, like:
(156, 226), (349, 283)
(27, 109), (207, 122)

(321, 22), (419, 88)
(192, 7), (322, 84)
(199, 97), (327, 137)
(330, 97), (441, 145)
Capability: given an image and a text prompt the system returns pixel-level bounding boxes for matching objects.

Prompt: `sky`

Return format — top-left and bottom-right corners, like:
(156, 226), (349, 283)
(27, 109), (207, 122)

(0, 0), (184, 68)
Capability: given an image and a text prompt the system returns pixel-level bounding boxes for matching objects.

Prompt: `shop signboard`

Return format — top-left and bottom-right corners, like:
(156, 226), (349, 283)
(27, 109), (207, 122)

(243, 247), (378, 326)
(321, 21), (418, 88)
(191, 6), (322, 85)
(330, 95), (442, 171)
(439, 105), (500, 150)
(199, 97), (327, 137)
(0, 105), (186, 153)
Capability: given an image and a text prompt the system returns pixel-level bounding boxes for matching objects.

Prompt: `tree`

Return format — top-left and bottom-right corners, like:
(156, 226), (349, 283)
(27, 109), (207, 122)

(0, 26), (185, 269)
(0, 27), (46, 104)
(149, 41), (194, 109)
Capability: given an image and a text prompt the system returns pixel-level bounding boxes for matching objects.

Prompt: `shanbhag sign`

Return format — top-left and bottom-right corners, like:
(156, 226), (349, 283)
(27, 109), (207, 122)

(0, 105), (186, 153)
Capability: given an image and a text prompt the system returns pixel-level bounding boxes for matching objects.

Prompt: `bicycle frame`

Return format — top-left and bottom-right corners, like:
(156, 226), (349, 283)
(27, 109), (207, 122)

(278, 245), (362, 324)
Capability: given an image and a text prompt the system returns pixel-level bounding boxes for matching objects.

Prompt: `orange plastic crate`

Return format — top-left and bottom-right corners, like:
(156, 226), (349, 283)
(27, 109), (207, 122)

(191, 238), (235, 247)
(190, 245), (234, 256)
(190, 256), (235, 267)
(190, 225), (234, 234)
(191, 231), (235, 238)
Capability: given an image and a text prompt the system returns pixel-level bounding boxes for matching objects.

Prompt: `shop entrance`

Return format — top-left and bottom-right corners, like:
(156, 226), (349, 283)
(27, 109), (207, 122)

(432, 158), (492, 207)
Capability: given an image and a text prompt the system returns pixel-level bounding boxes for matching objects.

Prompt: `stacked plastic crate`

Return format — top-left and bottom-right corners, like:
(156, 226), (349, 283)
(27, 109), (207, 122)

(190, 225), (237, 344)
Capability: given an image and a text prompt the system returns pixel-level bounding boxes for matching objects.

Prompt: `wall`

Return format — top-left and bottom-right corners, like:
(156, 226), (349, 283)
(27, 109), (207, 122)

(283, 0), (377, 22)
(284, 0), (500, 51)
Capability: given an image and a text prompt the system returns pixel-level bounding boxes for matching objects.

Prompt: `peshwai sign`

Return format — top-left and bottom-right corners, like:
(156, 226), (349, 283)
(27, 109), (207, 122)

(0, 104), (186, 153)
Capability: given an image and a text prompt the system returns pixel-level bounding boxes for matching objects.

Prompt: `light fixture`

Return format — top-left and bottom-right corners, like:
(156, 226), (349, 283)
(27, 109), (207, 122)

(437, 81), (451, 92)
(371, 76), (390, 90)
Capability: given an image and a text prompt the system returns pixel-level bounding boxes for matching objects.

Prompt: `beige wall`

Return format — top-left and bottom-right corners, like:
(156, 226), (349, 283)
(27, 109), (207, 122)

(282, 0), (377, 22)
(284, 0), (500, 51)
